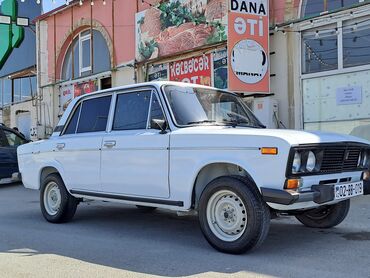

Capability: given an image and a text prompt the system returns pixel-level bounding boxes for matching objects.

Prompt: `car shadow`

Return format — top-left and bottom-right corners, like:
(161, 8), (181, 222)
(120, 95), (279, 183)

(1, 198), (369, 277)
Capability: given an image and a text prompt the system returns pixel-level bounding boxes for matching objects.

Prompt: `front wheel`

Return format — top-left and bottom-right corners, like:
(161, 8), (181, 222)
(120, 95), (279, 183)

(295, 199), (350, 228)
(198, 176), (270, 254)
(40, 173), (78, 223)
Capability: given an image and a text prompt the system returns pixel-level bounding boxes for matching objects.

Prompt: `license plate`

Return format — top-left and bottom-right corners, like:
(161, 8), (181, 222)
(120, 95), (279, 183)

(334, 181), (363, 200)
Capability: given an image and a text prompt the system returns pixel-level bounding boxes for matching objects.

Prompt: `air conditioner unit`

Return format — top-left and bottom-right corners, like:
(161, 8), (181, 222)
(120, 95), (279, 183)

(249, 97), (279, 129)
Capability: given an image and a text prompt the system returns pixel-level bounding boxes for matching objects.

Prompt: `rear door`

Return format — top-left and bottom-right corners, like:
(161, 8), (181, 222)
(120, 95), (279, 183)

(54, 95), (112, 192)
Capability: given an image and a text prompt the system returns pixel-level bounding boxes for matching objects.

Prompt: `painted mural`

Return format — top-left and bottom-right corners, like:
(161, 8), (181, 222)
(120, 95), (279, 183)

(136, 0), (228, 62)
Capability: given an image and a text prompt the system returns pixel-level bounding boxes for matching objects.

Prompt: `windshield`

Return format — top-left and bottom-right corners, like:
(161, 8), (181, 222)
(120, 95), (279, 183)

(163, 85), (264, 128)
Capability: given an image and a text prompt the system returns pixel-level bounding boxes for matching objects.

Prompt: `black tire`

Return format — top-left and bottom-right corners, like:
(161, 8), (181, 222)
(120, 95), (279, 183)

(136, 205), (157, 212)
(198, 176), (270, 254)
(40, 173), (78, 223)
(295, 199), (350, 228)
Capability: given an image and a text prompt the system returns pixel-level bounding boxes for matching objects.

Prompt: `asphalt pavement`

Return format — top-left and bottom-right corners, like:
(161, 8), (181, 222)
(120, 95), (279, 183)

(0, 183), (370, 278)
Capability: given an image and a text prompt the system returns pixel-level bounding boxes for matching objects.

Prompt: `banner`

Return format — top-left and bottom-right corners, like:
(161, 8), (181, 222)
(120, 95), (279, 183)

(228, 0), (269, 93)
(169, 54), (212, 86)
(148, 63), (169, 81)
(136, 0), (227, 62)
(59, 84), (74, 112)
(74, 80), (98, 98)
(213, 48), (228, 89)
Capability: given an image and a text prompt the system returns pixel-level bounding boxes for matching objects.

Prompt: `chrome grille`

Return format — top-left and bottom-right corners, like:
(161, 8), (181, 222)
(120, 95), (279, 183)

(320, 147), (361, 173)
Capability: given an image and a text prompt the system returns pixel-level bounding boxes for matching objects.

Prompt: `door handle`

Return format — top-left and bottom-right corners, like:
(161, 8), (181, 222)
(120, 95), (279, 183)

(56, 143), (65, 150)
(103, 140), (116, 148)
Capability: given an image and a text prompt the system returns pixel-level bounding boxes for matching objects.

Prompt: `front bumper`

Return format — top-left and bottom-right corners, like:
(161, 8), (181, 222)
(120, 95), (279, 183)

(261, 180), (370, 205)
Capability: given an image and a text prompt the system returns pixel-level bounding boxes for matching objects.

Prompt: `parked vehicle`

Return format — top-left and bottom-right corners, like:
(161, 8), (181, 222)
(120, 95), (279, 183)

(17, 82), (370, 254)
(0, 124), (28, 184)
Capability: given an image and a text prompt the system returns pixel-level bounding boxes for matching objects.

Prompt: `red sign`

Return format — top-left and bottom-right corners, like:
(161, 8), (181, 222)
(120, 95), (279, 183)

(74, 80), (98, 98)
(228, 0), (270, 93)
(169, 54), (212, 86)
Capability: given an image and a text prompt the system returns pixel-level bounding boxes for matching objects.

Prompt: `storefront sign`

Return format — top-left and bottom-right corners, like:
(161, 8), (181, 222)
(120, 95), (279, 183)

(169, 54), (212, 86)
(0, 0), (26, 69)
(228, 0), (269, 93)
(336, 86), (362, 105)
(74, 80), (98, 98)
(59, 84), (74, 112)
(213, 48), (228, 89)
(148, 63), (168, 81)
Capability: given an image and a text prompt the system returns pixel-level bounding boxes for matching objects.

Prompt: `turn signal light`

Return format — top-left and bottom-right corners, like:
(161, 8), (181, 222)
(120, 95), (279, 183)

(261, 147), (278, 155)
(362, 170), (370, 181)
(285, 179), (300, 190)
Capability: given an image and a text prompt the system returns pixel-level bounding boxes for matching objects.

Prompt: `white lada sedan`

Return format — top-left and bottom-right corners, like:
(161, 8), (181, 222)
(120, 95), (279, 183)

(17, 82), (370, 254)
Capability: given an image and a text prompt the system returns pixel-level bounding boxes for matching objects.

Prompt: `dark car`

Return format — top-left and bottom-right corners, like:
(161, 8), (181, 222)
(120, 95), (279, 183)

(0, 124), (29, 184)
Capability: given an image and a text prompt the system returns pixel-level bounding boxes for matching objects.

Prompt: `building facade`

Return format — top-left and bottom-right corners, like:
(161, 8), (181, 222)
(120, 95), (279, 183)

(35, 0), (370, 141)
(0, 0), (41, 139)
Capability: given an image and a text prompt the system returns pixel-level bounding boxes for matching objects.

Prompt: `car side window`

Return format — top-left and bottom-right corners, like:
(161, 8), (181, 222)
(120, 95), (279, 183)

(113, 91), (151, 130)
(3, 130), (27, 146)
(77, 95), (112, 133)
(149, 93), (165, 129)
(64, 103), (81, 135)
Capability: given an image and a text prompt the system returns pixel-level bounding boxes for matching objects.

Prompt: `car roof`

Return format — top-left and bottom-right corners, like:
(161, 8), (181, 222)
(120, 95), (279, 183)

(73, 81), (229, 102)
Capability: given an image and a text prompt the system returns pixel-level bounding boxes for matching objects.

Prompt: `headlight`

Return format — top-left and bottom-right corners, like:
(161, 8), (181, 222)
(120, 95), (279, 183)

(292, 152), (301, 174)
(306, 151), (316, 172)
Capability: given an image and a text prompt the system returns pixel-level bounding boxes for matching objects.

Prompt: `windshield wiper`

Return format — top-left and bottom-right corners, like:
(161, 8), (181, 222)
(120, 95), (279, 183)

(221, 120), (262, 128)
(187, 120), (217, 125)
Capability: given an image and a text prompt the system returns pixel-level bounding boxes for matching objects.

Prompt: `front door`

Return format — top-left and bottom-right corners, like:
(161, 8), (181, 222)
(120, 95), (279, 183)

(54, 95), (112, 192)
(0, 128), (27, 179)
(100, 89), (170, 198)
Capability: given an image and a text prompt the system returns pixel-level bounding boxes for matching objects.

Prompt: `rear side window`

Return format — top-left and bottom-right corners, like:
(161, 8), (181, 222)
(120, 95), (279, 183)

(64, 104), (81, 135)
(77, 96), (112, 133)
(113, 91), (151, 130)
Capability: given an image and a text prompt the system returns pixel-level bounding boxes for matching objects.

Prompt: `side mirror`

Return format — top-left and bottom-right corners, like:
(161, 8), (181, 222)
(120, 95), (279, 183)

(151, 119), (168, 134)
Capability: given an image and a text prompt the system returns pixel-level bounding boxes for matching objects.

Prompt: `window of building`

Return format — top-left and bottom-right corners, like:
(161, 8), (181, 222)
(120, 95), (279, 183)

(12, 76), (36, 103)
(77, 96), (111, 133)
(301, 0), (363, 18)
(62, 30), (111, 81)
(2, 78), (12, 106)
(113, 91), (151, 130)
(343, 18), (370, 68)
(302, 27), (338, 74)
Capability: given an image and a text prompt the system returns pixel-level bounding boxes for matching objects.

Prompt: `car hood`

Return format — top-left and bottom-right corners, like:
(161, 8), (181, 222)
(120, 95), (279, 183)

(171, 126), (370, 146)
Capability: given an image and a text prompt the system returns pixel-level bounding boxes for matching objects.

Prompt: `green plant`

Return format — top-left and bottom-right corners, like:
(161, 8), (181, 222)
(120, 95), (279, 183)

(139, 40), (158, 60)
(158, 0), (206, 29)
(207, 22), (227, 44)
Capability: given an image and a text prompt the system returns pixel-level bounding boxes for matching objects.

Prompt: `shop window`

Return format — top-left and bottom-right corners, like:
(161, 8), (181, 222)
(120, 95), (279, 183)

(301, 0), (362, 18)
(302, 27), (338, 74)
(77, 96), (111, 133)
(343, 18), (370, 68)
(113, 91), (151, 131)
(62, 30), (110, 81)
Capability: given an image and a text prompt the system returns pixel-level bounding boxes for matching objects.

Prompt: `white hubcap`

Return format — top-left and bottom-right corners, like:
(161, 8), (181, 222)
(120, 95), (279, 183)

(44, 182), (62, 216)
(206, 190), (247, 242)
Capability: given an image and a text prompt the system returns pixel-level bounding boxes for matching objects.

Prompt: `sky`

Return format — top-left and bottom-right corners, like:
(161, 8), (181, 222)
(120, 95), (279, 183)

(42, 0), (67, 13)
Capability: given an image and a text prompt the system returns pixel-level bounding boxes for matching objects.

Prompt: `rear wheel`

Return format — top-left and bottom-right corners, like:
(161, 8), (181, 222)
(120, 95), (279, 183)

(295, 199), (350, 228)
(40, 173), (78, 223)
(198, 176), (270, 254)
